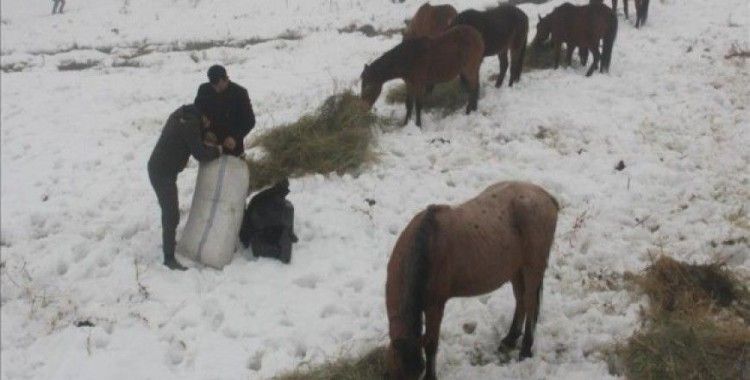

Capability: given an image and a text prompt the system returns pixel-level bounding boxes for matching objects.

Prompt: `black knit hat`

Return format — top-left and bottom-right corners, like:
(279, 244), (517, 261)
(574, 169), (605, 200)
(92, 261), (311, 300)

(207, 65), (228, 84)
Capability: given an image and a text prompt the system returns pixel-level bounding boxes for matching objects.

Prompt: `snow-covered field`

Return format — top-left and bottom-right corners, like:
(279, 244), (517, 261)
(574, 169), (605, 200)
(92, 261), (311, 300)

(1, 0), (748, 379)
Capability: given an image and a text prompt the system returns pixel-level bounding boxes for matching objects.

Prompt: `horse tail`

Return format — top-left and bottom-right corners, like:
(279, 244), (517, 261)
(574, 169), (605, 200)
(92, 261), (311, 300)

(602, 11), (618, 72)
(401, 205), (440, 340)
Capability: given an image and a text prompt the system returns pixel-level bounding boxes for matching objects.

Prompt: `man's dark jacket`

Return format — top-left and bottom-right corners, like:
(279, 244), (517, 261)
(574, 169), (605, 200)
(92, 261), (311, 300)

(194, 82), (255, 156)
(148, 105), (221, 177)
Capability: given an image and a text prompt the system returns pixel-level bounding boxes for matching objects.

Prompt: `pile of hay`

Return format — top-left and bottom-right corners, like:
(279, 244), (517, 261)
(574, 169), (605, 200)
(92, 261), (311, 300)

(384, 79), (468, 117)
(619, 317), (750, 379)
(246, 91), (378, 191)
(615, 256), (750, 380)
(523, 41), (558, 71)
(274, 347), (387, 380)
(638, 256), (748, 314)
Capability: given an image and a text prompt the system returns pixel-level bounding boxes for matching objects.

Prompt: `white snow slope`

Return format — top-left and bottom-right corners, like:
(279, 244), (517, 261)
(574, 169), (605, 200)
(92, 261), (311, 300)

(1, 0), (748, 379)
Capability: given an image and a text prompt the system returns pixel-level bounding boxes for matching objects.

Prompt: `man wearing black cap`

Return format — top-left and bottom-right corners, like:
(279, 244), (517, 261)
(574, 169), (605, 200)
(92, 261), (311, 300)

(148, 104), (224, 271)
(194, 65), (256, 156)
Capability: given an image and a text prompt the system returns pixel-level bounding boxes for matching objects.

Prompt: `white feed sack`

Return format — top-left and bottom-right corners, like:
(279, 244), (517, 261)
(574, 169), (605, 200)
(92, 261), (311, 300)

(178, 155), (250, 269)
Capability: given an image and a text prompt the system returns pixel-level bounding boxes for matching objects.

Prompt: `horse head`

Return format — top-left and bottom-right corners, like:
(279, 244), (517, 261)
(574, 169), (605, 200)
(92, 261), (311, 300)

(386, 337), (424, 380)
(360, 63), (383, 109)
(532, 14), (552, 47)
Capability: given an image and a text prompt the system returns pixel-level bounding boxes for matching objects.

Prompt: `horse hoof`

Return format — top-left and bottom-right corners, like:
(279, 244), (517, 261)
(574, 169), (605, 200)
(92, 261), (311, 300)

(500, 338), (516, 350)
(519, 351), (533, 361)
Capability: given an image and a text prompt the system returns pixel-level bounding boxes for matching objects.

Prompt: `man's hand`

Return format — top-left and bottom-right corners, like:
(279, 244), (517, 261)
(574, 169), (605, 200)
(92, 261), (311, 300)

(204, 132), (218, 145)
(223, 137), (236, 151)
(201, 115), (211, 128)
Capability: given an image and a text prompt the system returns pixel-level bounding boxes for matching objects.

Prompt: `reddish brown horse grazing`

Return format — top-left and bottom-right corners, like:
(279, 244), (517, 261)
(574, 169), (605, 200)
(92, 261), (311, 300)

(403, 3), (457, 40)
(360, 25), (484, 128)
(385, 182), (559, 380)
(452, 5), (529, 88)
(532, 2), (618, 77)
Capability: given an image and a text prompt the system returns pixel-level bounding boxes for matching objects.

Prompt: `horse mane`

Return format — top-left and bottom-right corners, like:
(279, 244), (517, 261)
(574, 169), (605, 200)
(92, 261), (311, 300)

(368, 38), (428, 82)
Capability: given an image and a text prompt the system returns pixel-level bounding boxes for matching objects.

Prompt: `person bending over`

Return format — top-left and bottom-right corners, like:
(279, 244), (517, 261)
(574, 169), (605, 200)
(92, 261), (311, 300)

(147, 105), (223, 270)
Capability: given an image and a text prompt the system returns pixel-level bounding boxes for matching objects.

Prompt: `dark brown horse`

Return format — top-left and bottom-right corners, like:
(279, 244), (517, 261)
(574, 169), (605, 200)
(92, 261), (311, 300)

(385, 181), (559, 380)
(403, 3), (458, 40)
(532, 2), (618, 76)
(452, 5), (529, 88)
(360, 25), (484, 127)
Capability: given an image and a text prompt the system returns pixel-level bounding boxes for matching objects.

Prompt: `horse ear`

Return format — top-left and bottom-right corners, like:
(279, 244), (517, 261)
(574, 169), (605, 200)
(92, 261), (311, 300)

(538, 15), (542, 21)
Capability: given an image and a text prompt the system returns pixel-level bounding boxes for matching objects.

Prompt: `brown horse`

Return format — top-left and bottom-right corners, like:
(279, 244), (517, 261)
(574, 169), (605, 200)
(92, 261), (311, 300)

(385, 181), (559, 380)
(360, 25), (484, 128)
(452, 5), (529, 88)
(403, 3), (458, 40)
(532, 2), (618, 76)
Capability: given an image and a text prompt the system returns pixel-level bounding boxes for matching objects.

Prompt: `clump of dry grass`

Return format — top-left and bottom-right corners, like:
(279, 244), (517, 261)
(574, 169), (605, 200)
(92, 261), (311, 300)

(57, 59), (100, 71)
(274, 346), (387, 380)
(614, 256), (750, 380)
(638, 256), (749, 316)
(245, 91), (378, 191)
(524, 41), (557, 71)
(618, 317), (750, 380)
(384, 79), (468, 117)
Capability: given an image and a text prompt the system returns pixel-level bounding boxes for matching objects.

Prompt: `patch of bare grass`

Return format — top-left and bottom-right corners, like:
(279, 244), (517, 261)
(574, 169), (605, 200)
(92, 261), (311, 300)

(57, 60), (100, 71)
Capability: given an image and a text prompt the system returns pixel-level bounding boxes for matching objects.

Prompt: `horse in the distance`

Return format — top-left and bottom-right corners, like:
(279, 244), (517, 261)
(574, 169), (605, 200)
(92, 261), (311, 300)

(360, 25), (484, 127)
(533, 2), (618, 76)
(629, 0), (650, 28)
(452, 5), (529, 88)
(592, 0), (649, 28)
(385, 181), (559, 380)
(403, 3), (457, 40)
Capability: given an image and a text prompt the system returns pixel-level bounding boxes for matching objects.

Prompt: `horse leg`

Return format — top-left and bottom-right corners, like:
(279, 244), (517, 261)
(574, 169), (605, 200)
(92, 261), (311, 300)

(415, 97), (423, 128)
(565, 45), (574, 67)
(500, 272), (526, 349)
(553, 41), (562, 70)
(470, 77), (480, 113)
(461, 73), (478, 114)
(423, 303), (446, 380)
(519, 270), (544, 360)
(612, 0), (618, 15)
(624, 0), (630, 20)
(586, 46), (600, 77)
(403, 92), (414, 126)
(496, 50), (509, 88)
(510, 42), (525, 86)
(635, 0), (643, 28)
(579, 48), (589, 66)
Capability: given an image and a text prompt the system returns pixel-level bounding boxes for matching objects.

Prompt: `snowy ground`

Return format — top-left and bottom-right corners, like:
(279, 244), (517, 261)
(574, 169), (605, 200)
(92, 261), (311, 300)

(1, 0), (748, 379)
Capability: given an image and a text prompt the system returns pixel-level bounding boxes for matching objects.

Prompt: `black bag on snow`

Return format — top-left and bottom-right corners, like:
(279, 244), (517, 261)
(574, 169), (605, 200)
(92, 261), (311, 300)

(239, 178), (298, 264)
